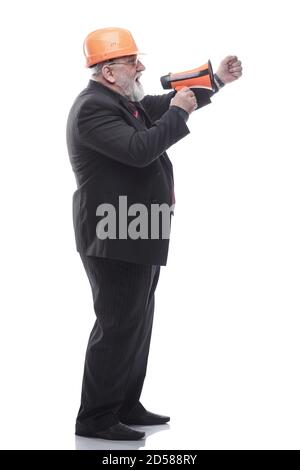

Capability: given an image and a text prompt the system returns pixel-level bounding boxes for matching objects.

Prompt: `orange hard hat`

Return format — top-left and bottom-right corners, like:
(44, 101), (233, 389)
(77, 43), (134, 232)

(83, 27), (142, 67)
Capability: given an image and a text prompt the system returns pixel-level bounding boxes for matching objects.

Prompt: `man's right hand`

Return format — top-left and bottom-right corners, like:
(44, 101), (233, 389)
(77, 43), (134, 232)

(170, 87), (197, 114)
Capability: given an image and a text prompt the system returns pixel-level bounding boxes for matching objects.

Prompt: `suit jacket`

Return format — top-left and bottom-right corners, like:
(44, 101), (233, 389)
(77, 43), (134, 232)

(66, 79), (214, 265)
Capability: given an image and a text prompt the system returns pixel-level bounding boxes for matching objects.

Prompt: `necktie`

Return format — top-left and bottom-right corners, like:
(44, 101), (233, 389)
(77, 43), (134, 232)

(128, 102), (144, 123)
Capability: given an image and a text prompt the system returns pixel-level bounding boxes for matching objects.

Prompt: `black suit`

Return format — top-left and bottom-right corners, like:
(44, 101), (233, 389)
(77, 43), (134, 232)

(66, 80), (215, 432)
(67, 80), (213, 265)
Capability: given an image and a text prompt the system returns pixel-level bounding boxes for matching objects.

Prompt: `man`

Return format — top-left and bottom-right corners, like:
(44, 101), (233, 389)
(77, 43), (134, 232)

(66, 27), (242, 441)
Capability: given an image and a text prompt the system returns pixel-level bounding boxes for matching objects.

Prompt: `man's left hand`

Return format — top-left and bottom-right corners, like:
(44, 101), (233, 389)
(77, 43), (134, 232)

(216, 55), (243, 84)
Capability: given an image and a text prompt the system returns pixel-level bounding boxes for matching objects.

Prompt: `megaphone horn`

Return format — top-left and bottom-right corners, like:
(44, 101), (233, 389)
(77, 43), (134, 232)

(160, 60), (215, 91)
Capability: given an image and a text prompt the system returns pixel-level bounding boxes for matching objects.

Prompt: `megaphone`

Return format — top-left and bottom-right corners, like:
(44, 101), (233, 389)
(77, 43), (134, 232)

(160, 60), (215, 91)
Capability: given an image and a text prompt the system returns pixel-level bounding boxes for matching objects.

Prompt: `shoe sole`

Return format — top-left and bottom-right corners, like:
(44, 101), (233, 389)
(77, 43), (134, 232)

(75, 430), (145, 441)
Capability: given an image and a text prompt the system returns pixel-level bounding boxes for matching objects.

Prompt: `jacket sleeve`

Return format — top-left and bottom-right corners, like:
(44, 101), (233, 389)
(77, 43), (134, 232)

(141, 88), (214, 121)
(77, 101), (190, 168)
(141, 92), (176, 121)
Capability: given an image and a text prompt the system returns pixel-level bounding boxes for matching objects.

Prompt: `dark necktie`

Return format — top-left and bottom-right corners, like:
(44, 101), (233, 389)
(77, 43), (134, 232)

(128, 102), (145, 124)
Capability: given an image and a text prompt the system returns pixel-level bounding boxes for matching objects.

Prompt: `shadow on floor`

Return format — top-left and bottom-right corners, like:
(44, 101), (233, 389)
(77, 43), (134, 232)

(75, 424), (170, 450)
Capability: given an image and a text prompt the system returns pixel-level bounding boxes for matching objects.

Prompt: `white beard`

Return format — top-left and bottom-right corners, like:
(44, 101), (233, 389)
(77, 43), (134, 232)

(131, 80), (145, 101)
(117, 75), (145, 102)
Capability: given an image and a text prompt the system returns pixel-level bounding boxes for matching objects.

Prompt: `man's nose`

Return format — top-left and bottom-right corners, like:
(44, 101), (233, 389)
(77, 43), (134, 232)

(137, 60), (146, 71)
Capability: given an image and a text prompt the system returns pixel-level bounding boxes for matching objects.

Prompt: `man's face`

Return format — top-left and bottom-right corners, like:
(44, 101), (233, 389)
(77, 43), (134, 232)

(107, 55), (146, 101)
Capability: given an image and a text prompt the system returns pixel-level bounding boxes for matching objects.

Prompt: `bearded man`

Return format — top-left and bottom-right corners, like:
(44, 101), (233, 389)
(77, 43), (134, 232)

(66, 27), (242, 441)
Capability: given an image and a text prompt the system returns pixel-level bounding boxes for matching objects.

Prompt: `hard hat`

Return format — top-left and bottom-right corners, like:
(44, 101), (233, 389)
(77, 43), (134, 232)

(83, 27), (142, 67)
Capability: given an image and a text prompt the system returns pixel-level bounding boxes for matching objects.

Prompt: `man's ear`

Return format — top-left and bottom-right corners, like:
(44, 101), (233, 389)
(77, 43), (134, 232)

(102, 65), (116, 84)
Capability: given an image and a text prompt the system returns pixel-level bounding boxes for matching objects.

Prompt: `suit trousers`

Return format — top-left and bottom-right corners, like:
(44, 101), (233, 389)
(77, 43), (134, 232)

(76, 252), (160, 432)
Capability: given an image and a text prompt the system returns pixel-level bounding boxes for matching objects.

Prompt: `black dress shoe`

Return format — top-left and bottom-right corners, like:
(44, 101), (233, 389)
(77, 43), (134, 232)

(121, 410), (170, 426)
(75, 422), (145, 440)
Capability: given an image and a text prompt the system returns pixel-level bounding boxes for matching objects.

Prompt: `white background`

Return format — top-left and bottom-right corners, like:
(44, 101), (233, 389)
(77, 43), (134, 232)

(0, 0), (299, 450)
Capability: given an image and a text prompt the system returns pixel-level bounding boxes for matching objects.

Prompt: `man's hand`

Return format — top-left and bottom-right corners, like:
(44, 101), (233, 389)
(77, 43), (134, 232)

(170, 87), (198, 114)
(216, 55), (243, 85)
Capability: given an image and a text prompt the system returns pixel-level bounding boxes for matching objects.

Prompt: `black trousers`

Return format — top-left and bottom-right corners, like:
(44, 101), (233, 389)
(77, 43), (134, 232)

(76, 252), (160, 432)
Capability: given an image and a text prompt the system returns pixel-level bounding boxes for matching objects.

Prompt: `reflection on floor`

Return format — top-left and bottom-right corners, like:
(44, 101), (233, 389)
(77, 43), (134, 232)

(75, 424), (170, 450)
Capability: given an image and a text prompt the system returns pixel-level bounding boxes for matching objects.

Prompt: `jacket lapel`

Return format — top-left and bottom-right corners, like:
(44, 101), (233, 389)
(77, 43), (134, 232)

(118, 97), (151, 129)
(87, 80), (152, 129)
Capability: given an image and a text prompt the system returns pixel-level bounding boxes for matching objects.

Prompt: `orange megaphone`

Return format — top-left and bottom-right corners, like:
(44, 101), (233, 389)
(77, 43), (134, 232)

(160, 60), (215, 91)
